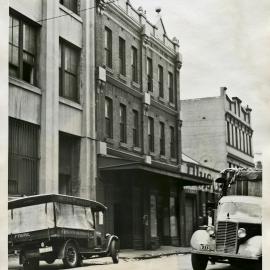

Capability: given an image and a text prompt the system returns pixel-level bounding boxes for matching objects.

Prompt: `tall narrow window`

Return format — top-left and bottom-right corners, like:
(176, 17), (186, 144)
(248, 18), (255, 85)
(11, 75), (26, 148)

(131, 46), (138, 82)
(132, 110), (139, 147)
(147, 58), (153, 92)
(120, 104), (127, 143)
(249, 135), (252, 156)
(104, 27), (112, 68)
(170, 126), (176, 158)
(9, 14), (37, 85)
(158, 65), (164, 97)
(231, 124), (234, 147)
(239, 128), (242, 151)
(226, 121), (230, 145)
(60, 0), (78, 14)
(242, 131), (246, 153)
(159, 122), (165, 156)
(168, 72), (174, 103)
(59, 40), (80, 102)
(105, 97), (113, 138)
(119, 37), (126, 76)
(235, 126), (238, 149)
(148, 117), (154, 152)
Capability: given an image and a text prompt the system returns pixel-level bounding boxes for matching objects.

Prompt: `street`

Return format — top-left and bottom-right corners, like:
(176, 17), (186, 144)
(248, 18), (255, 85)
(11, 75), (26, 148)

(9, 254), (232, 270)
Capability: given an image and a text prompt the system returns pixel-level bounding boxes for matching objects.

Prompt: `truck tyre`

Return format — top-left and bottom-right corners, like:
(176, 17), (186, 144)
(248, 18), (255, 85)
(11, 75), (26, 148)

(191, 254), (208, 270)
(62, 241), (79, 268)
(110, 240), (119, 264)
(23, 259), (39, 270)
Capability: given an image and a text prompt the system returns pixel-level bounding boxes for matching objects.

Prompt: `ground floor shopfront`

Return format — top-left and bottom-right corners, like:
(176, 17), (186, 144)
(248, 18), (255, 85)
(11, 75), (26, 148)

(97, 155), (213, 249)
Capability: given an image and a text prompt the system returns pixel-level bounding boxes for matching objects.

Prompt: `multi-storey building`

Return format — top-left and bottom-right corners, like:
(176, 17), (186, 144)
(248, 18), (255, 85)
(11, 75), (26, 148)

(181, 87), (258, 196)
(8, 0), (97, 199)
(94, 1), (213, 249)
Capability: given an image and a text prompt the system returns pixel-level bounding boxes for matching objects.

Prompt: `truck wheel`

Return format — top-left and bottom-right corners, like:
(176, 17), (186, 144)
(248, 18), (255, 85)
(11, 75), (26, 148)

(62, 242), (79, 268)
(23, 259), (39, 270)
(110, 240), (119, 264)
(191, 254), (208, 270)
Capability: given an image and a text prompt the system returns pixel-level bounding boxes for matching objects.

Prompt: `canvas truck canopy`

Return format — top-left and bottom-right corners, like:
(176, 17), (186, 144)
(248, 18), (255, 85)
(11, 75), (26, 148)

(8, 194), (107, 234)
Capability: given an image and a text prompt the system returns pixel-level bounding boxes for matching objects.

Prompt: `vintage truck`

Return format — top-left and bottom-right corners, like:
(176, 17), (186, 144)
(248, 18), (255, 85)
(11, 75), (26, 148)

(190, 168), (262, 270)
(8, 194), (119, 269)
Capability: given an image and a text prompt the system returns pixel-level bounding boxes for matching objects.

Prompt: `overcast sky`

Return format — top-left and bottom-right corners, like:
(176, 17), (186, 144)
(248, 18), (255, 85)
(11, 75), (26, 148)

(131, 0), (270, 157)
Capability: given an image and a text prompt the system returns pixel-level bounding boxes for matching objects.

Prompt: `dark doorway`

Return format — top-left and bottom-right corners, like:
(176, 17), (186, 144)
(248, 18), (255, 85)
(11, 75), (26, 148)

(185, 195), (196, 246)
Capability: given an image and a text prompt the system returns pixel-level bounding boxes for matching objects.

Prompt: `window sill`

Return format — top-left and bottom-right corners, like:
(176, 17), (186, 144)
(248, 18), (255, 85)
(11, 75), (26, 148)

(159, 155), (167, 162)
(106, 67), (114, 75)
(118, 74), (127, 82)
(158, 96), (165, 103)
(170, 157), (177, 163)
(131, 81), (140, 89)
(9, 76), (41, 95)
(59, 97), (83, 110)
(149, 151), (155, 157)
(133, 146), (141, 153)
(169, 102), (175, 108)
(119, 142), (129, 150)
(59, 5), (82, 23)
(105, 137), (114, 145)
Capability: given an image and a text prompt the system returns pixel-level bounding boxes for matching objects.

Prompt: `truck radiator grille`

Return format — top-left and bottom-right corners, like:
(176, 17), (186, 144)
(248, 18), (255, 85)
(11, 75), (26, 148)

(216, 221), (237, 253)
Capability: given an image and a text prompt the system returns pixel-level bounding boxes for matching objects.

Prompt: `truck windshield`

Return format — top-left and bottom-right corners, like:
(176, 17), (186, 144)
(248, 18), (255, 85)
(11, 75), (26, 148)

(218, 202), (261, 219)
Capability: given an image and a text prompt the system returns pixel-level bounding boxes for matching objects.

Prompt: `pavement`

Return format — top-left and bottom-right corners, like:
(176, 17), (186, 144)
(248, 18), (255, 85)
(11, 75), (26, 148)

(119, 246), (191, 260)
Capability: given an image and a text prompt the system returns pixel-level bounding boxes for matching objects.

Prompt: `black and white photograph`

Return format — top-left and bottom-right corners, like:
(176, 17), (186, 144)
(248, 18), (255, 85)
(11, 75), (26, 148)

(0, 0), (269, 269)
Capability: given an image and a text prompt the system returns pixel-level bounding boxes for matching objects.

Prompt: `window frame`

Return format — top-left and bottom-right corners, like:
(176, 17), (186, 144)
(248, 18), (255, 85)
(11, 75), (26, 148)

(132, 109), (139, 147)
(104, 27), (112, 68)
(59, 39), (80, 103)
(119, 37), (126, 76)
(119, 103), (127, 143)
(170, 126), (176, 159)
(105, 97), (113, 139)
(168, 71), (174, 103)
(131, 46), (138, 82)
(9, 13), (37, 85)
(148, 117), (154, 152)
(159, 122), (165, 156)
(147, 57), (153, 92)
(158, 65), (164, 98)
(59, 0), (78, 14)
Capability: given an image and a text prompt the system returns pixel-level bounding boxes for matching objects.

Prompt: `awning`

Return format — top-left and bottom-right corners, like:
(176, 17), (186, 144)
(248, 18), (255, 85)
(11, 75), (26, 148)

(98, 155), (212, 186)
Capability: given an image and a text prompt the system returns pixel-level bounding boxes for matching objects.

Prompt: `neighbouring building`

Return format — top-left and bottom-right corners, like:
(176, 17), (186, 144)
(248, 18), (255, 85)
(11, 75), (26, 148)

(8, 0), (97, 199)
(181, 87), (260, 197)
(94, 0), (212, 249)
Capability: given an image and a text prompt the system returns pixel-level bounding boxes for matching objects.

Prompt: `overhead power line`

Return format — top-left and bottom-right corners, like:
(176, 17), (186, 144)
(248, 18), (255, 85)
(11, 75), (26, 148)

(9, 0), (116, 28)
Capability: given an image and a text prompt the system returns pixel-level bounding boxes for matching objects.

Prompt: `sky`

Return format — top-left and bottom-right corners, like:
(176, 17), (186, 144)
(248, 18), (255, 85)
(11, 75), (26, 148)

(131, 0), (270, 157)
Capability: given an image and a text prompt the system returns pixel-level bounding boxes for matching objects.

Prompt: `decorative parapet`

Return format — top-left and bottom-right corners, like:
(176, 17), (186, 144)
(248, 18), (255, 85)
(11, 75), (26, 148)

(109, 0), (179, 53)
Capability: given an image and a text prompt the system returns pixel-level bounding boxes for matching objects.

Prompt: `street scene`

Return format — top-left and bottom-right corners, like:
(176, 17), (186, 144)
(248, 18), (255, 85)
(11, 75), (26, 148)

(6, 0), (265, 270)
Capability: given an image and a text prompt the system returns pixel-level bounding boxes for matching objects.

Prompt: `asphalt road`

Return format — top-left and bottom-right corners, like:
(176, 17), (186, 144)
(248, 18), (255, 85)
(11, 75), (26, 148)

(9, 254), (233, 270)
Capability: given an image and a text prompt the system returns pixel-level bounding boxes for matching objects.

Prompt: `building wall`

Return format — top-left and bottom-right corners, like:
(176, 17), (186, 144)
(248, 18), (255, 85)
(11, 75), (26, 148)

(8, 0), (97, 199)
(181, 88), (254, 172)
(181, 95), (227, 170)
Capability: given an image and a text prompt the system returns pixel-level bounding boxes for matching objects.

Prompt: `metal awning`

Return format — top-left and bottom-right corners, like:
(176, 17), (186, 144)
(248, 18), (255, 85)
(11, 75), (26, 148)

(98, 155), (212, 186)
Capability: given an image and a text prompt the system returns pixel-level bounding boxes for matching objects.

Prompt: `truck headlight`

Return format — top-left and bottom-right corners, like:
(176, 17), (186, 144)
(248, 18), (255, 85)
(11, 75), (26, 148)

(238, 228), (246, 238)
(206, 226), (215, 236)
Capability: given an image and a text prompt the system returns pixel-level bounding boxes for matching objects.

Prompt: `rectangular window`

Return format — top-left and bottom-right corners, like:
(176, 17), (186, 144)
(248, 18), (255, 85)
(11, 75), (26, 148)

(231, 124), (234, 147)
(148, 117), (154, 152)
(235, 126), (238, 149)
(60, 0), (78, 14)
(105, 97), (113, 138)
(119, 37), (126, 76)
(160, 122), (165, 156)
(9, 118), (39, 196)
(131, 46), (138, 82)
(170, 126), (176, 158)
(239, 128), (242, 151)
(242, 131), (246, 153)
(158, 65), (164, 98)
(120, 104), (127, 143)
(226, 121), (230, 145)
(249, 135), (252, 156)
(168, 72), (174, 103)
(104, 27), (112, 68)
(9, 14), (37, 85)
(147, 57), (153, 92)
(59, 40), (80, 102)
(132, 110), (139, 147)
